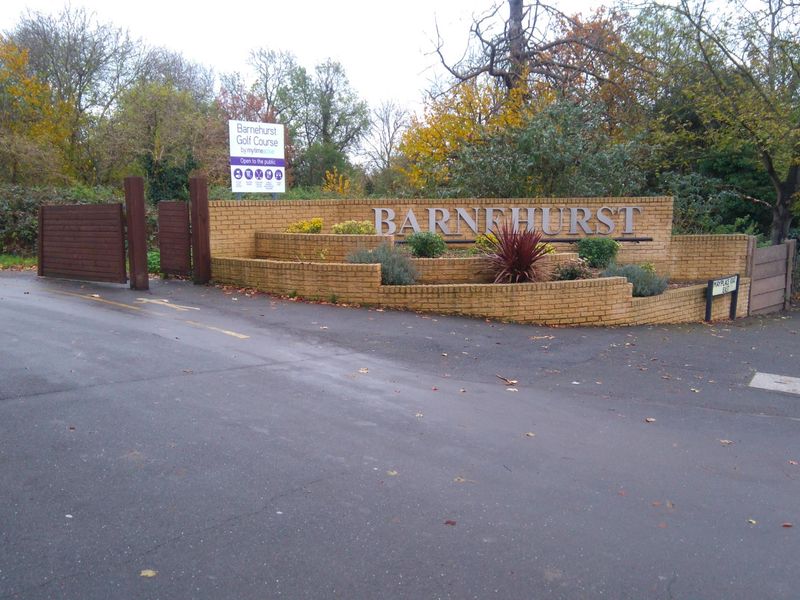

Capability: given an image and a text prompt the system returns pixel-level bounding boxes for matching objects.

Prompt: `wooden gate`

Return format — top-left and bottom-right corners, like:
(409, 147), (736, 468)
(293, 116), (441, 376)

(749, 239), (797, 314)
(38, 204), (127, 283)
(158, 201), (191, 276)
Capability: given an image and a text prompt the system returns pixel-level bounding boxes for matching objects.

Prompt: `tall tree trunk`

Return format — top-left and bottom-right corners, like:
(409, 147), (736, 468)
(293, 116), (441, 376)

(507, 0), (525, 92)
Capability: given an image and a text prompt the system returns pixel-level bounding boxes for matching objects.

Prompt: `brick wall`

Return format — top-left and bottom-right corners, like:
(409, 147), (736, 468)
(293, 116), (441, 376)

(380, 278), (633, 326)
(668, 235), (752, 281)
(631, 279), (750, 324)
(255, 232), (393, 262)
(208, 197), (673, 264)
(211, 255), (750, 326)
(211, 257), (382, 304)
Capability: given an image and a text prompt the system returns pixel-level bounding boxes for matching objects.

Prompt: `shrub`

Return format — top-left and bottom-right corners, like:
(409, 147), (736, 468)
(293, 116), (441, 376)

(553, 258), (592, 280)
(147, 250), (160, 274)
(331, 220), (376, 235)
(285, 217), (323, 233)
(576, 237), (620, 268)
(406, 231), (447, 258)
(347, 243), (417, 285)
(473, 232), (498, 254)
(485, 222), (551, 283)
(603, 264), (668, 297)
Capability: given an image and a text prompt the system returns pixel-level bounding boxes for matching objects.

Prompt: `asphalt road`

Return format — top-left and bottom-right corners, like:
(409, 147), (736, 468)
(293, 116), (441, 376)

(1, 271), (799, 599)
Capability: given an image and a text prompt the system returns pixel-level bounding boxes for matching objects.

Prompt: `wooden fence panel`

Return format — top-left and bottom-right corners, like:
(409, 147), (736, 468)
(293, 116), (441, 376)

(158, 201), (191, 276)
(749, 241), (793, 314)
(39, 205), (126, 283)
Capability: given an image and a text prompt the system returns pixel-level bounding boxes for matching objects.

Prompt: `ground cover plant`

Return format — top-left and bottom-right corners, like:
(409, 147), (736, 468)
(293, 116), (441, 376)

(331, 220), (376, 234)
(285, 218), (323, 233)
(552, 258), (592, 281)
(347, 243), (417, 285)
(483, 222), (550, 283)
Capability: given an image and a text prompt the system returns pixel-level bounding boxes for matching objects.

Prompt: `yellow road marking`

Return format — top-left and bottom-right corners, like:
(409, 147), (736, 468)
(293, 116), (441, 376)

(50, 290), (142, 311)
(135, 298), (200, 311)
(48, 290), (249, 340)
(183, 320), (250, 339)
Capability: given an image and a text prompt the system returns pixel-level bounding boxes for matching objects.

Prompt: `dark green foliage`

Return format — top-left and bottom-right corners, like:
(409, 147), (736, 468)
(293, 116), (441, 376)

(147, 250), (160, 273)
(406, 231), (447, 258)
(576, 237), (620, 269)
(141, 153), (197, 203)
(447, 101), (648, 198)
(603, 264), (668, 297)
(659, 171), (771, 236)
(485, 222), (550, 283)
(0, 184), (120, 255)
(347, 243), (417, 285)
(553, 259), (592, 281)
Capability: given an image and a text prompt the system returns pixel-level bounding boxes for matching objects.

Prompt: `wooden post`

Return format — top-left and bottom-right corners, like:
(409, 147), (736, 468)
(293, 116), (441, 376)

(786, 239), (797, 311)
(124, 177), (149, 291)
(37, 207), (44, 276)
(190, 177), (211, 284)
(745, 235), (757, 316)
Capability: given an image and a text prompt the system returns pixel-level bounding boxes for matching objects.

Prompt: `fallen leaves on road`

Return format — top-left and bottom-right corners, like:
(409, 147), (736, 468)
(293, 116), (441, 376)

(789, 460), (798, 466)
(386, 470), (398, 476)
(747, 519), (758, 525)
(415, 412), (424, 418)
(444, 520), (457, 526)
(358, 368), (369, 374)
(644, 418), (656, 423)
(719, 439), (734, 446)
(506, 388), (518, 392)
(496, 374), (518, 386)
(140, 569), (158, 578)
(782, 522), (793, 528)
(524, 432), (536, 437)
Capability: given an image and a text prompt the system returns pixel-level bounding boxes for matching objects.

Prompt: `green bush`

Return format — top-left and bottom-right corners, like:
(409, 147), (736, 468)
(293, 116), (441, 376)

(553, 259), (592, 280)
(603, 263), (668, 297)
(576, 237), (620, 268)
(347, 243), (417, 285)
(332, 220), (376, 234)
(0, 184), (121, 255)
(285, 217), (323, 233)
(406, 231), (447, 258)
(147, 250), (160, 274)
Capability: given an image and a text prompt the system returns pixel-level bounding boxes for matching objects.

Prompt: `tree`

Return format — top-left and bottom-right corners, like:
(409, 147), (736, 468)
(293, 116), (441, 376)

(0, 36), (69, 183)
(436, 0), (639, 101)
(364, 100), (408, 172)
(644, 0), (800, 243)
(105, 82), (205, 201)
(9, 6), (153, 181)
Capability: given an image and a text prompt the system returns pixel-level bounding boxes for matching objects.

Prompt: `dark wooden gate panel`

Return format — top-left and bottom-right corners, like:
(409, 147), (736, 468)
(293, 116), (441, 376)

(38, 204), (127, 283)
(749, 240), (794, 314)
(158, 201), (191, 276)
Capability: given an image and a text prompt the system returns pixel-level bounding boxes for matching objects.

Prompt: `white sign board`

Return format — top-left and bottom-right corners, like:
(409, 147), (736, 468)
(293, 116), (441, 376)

(228, 120), (285, 193)
(711, 275), (738, 296)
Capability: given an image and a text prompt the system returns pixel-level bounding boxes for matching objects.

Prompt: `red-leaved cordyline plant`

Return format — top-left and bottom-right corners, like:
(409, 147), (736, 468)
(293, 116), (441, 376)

(485, 221), (550, 283)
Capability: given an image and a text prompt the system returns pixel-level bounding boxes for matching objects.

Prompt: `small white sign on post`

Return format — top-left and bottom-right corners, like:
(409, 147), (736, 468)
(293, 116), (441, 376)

(228, 120), (285, 194)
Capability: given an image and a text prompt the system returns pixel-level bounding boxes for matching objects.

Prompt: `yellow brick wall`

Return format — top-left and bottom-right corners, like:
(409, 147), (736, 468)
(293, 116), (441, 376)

(379, 278), (633, 326)
(208, 197), (673, 263)
(630, 279), (750, 324)
(255, 233), (393, 262)
(668, 235), (752, 281)
(210, 256), (752, 326)
(211, 257), (382, 304)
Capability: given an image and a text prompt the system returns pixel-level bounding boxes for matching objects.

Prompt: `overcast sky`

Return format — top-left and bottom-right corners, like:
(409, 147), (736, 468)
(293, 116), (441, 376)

(1, 0), (603, 113)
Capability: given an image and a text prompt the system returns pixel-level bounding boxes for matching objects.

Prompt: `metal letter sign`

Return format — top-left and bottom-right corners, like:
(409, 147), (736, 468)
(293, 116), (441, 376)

(705, 274), (739, 322)
(229, 120), (285, 194)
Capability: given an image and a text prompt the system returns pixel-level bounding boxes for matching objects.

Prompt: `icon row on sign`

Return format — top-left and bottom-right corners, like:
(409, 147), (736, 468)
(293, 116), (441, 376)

(233, 168), (283, 181)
